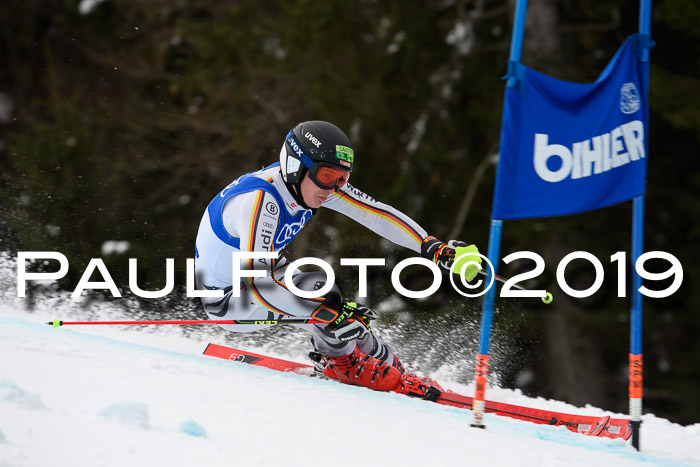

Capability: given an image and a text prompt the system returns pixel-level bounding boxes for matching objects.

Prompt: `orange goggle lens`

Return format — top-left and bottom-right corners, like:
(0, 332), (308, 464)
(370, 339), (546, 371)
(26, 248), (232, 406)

(310, 165), (350, 191)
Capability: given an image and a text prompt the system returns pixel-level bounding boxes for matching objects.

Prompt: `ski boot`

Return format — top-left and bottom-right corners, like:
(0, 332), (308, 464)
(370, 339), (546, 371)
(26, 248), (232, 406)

(391, 355), (444, 401)
(308, 347), (401, 391)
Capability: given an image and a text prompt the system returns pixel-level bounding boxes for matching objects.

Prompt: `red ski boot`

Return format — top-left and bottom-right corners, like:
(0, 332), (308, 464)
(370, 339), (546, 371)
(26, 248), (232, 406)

(318, 347), (401, 392)
(392, 355), (444, 401)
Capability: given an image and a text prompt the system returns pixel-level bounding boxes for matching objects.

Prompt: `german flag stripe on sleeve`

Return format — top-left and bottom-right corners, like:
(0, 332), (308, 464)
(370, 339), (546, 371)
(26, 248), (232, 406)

(334, 191), (423, 244)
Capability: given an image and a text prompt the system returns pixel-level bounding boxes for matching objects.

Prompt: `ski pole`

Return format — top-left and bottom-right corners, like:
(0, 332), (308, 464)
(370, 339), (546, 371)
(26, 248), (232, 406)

(47, 318), (324, 327)
(477, 270), (553, 304)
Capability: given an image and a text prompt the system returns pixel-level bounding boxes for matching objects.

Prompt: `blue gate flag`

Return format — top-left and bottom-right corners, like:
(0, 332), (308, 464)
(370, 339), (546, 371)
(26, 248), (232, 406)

(492, 34), (649, 220)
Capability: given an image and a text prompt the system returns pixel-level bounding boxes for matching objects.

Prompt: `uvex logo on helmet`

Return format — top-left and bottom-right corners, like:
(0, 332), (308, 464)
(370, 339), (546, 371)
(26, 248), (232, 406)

(304, 132), (322, 148)
(287, 136), (305, 158)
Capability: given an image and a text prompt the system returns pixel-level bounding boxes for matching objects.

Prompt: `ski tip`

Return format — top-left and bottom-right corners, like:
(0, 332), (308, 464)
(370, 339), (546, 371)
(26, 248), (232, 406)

(47, 319), (62, 328)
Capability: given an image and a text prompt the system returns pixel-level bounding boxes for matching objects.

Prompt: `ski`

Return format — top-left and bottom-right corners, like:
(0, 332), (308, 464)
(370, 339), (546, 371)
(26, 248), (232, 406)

(203, 343), (631, 440)
(205, 343), (317, 376)
(435, 391), (611, 437)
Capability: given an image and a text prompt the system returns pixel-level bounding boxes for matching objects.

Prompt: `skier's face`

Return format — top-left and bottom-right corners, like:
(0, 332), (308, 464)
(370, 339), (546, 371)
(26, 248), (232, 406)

(300, 173), (337, 208)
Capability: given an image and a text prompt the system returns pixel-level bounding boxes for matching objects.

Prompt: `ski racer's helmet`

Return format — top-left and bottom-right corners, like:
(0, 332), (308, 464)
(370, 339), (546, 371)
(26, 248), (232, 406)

(279, 121), (354, 191)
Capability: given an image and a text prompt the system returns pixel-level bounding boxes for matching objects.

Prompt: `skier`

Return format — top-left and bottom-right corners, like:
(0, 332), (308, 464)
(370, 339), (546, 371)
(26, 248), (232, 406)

(195, 120), (481, 394)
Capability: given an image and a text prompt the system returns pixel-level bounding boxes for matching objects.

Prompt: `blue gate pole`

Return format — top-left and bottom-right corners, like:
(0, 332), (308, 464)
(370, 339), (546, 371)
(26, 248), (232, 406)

(629, 0), (651, 451)
(505, 0), (529, 89)
(630, 196), (645, 450)
(471, 220), (502, 428)
(471, 0), (528, 429)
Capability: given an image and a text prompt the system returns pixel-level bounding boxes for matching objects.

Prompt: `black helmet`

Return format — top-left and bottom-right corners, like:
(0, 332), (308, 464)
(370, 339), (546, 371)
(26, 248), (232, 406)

(279, 121), (354, 185)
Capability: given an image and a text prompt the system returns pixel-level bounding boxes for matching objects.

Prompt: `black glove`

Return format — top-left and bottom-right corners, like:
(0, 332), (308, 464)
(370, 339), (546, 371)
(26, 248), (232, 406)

(421, 236), (482, 281)
(311, 291), (377, 342)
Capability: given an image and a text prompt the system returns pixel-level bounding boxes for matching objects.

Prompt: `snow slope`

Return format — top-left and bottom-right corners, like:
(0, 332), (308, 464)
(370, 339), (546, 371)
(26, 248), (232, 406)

(1, 258), (699, 466)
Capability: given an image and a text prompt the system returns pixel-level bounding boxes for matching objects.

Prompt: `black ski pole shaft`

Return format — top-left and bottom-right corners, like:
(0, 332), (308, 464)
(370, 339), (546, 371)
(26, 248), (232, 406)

(47, 318), (324, 327)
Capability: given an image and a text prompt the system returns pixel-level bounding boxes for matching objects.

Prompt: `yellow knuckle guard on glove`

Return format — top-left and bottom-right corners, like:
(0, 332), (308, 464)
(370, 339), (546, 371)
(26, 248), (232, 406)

(453, 244), (482, 281)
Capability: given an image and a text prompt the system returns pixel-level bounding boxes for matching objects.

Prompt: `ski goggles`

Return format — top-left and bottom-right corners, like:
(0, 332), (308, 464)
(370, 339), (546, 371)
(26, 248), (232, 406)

(307, 163), (351, 191)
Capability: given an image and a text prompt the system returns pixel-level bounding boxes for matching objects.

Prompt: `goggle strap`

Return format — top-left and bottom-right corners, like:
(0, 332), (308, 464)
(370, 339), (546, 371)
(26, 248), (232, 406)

(286, 132), (315, 169)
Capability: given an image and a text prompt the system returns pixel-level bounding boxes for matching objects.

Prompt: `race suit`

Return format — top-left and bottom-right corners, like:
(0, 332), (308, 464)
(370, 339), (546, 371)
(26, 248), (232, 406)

(194, 163), (429, 359)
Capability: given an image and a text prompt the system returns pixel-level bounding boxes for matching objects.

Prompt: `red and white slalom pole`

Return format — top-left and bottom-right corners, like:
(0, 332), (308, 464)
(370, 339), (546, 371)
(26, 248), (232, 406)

(470, 354), (490, 428)
(629, 353), (643, 449)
